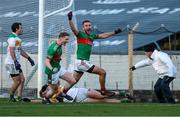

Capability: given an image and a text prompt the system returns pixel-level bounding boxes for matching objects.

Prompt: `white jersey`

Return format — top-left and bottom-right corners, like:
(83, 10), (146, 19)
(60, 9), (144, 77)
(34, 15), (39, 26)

(5, 32), (22, 64)
(63, 88), (89, 103)
(64, 88), (79, 102)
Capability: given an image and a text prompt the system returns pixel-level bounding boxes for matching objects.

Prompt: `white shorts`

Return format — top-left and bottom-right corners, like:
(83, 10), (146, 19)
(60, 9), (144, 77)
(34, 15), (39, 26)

(75, 59), (94, 73)
(5, 64), (21, 75)
(51, 67), (66, 84)
(75, 88), (89, 102)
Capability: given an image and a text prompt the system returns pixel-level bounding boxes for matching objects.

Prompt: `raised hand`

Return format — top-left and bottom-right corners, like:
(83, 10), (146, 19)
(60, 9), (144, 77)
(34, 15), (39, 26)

(67, 11), (73, 20)
(114, 28), (122, 34)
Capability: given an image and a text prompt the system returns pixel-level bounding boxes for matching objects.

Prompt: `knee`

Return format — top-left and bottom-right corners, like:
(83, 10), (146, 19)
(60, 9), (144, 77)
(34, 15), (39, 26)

(15, 80), (21, 85)
(69, 78), (77, 85)
(21, 78), (25, 84)
(72, 78), (77, 84)
(99, 69), (106, 76)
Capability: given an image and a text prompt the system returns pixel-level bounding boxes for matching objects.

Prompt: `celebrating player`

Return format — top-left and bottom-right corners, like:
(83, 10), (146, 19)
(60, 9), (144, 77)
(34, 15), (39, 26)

(67, 11), (122, 96)
(44, 32), (76, 102)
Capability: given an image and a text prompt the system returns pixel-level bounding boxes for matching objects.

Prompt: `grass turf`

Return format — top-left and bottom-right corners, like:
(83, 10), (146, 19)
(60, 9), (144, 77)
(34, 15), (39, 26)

(0, 98), (180, 116)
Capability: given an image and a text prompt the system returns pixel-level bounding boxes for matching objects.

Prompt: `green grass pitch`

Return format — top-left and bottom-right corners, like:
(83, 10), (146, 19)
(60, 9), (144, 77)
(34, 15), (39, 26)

(0, 98), (180, 116)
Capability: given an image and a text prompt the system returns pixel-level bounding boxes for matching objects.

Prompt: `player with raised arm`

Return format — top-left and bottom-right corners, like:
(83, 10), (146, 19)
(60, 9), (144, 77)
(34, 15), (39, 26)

(67, 11), (122, 96)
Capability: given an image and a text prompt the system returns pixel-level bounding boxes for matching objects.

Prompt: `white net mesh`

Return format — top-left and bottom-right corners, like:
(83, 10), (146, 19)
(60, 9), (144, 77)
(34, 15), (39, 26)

(43, 0), (76, 70)
(0, 0), (76, 99)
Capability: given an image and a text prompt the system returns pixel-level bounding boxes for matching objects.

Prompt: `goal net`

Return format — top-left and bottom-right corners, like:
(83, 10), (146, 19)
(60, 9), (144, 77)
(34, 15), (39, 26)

(23, 0), (77, 98)
(0, 0), (76, 99)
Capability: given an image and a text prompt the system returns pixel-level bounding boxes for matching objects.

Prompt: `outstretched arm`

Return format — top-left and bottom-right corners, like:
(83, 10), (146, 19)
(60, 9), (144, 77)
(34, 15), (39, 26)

(97, 28), (122, 39)
(134, 58), (152, 69)
(130, 58), (152, 71)
(67, 11), (79, 36)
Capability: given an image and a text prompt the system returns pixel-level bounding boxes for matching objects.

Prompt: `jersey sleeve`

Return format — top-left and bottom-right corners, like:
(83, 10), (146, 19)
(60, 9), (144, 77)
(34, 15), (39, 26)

(47, 41), (57, 59)
(91, 33), (98, 40)
(135, 58), (152, 69)
(8, 38), (16, 47)
(76, 31), (82, 40)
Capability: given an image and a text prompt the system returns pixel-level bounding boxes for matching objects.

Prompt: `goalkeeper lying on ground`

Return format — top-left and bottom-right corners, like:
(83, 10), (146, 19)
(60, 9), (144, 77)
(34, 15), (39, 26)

(39, 83), (73, 104)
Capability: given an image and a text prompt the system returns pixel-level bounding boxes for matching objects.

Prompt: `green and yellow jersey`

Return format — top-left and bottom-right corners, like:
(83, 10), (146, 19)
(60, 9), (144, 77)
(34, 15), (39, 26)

(5, 32), (22, 64)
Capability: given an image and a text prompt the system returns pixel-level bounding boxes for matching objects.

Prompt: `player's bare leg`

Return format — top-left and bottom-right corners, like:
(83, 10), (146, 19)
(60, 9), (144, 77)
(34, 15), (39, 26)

(91, 66), (115, 97)
(61, 72), (76, 93)
(87, 89), (106, 99)
(63, 71), (83, 93)
(16, 73), (25, 101)
(73, 71), (84, 83)
(10, 76), (21, 102)
(92, 66), (106, 91)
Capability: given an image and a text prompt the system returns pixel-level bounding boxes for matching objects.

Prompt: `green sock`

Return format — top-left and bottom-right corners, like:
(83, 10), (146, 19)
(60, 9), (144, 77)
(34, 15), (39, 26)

(17, 96), (22, 101)
(10, 94), (14, 99)
(119, 90), (126, 96)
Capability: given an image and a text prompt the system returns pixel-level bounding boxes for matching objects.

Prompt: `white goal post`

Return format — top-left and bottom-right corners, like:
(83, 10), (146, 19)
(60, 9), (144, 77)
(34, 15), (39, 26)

(38, 0), (75, 98)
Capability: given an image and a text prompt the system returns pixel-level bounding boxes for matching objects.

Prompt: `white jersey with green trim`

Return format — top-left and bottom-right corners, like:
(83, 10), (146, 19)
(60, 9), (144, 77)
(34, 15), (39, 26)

(5, 32), (22, 64)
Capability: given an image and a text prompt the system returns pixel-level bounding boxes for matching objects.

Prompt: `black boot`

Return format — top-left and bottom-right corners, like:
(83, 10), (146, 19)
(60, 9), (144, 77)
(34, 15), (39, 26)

(9, 95), (16, 102)
(167, 97), (175, 104)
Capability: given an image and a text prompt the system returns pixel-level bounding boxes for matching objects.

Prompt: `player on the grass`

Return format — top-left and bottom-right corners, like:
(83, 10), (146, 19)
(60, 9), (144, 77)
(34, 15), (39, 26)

(40, 84), (107, 103)
(39, 82), (73, 104)
(5, 22), (35, 102)
(44, 32), (76, 102)
(130, 44), (176, 103)
(67, 11), (122, 96)
(39, 83), (131, 103)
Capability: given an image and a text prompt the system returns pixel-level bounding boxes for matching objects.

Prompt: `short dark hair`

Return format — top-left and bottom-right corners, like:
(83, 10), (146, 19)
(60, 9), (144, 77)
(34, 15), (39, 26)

(59, 32), (69, 38)
(11, 22), (22, 32)
(144, 44), (157, 52)
(82, 20), (91, 26)
(39, 84), (48, 98)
